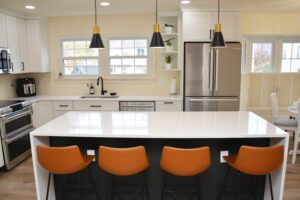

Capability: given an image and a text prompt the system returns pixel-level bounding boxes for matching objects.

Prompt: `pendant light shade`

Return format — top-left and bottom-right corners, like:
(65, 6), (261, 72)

(90, 0), (104, 48)
(211, 0), (226, 48)
(150, 0), (165, 48)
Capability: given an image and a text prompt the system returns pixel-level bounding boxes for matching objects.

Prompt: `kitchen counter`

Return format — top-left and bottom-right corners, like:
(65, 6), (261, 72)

(13, 95), (183, 102)
(30, 111), (288, 200)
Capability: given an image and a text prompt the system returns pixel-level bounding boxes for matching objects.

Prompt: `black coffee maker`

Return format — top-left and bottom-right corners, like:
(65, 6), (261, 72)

(16, 78), (37, 97)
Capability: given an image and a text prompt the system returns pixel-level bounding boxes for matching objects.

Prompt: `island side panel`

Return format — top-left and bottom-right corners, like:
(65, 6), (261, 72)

(263, 136), (289, 200)
(30, 135), (55, 200)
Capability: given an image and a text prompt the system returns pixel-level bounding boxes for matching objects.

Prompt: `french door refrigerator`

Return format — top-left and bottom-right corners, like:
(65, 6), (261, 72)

(184, 42), (242, 111)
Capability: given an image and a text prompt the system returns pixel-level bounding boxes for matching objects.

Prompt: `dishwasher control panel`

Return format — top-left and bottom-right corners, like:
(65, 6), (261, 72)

(119, 101), (155, 112)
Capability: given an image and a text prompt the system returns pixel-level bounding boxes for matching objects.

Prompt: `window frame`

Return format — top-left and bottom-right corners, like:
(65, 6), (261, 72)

(106, 37), (151, 78)
(280, 38), (300, 73)
(60, 38), (101, 78)
(245, 38), (276, 73)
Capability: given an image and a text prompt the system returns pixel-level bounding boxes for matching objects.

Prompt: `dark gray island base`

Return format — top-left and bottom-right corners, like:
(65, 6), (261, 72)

(50, 137), (269, 200)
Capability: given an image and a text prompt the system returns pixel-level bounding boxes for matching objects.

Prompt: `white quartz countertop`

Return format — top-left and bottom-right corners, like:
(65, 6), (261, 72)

(31, 111), (288, 139)
(13, 95), (182, 102)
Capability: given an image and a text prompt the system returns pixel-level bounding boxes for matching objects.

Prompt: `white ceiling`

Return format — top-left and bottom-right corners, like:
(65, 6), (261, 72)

(0, 0), (300, 17)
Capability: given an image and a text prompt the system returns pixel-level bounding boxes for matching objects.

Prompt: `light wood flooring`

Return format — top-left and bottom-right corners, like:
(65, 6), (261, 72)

(0, 151), (299, 199)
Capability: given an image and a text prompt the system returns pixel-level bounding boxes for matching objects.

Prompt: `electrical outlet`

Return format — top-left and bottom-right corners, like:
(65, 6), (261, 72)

(220, 151), (229, 163)
(87, 150), (95, 162)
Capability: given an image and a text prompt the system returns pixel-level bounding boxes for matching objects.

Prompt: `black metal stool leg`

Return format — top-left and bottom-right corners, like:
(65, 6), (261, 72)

(196, 175), (201, 200)
(161, 173), (167, 200)
(235, 171), (240, 200)
(217, 166), (230, 200)
(88, 165), (101, 200)
(268, 174), (274, 200)
(143, 172), (150, 200)
(46, 172), (51, 200)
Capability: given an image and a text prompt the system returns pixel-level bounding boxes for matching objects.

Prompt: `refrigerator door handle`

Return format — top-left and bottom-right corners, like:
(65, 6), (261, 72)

(209, 49), (214, 91)
(189, 98), (239, 102)
(215, 49), (219, 91)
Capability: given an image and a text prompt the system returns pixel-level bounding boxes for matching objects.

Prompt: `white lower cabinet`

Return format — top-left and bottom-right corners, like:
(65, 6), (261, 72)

(33, 101), (54, 128)
(155, 101), (183, 111)
(54, 101), (74, 118)
(73, 101), (119, 111)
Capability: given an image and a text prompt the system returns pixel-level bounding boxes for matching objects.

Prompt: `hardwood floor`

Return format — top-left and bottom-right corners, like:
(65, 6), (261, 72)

(0, 153), (299, 200)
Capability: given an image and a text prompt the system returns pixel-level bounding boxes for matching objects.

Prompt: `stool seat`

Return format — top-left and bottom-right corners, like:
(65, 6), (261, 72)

(223, 145), (284, 176)
(98, 145), (149, 176)
(37, 145), (94, 174)
(160, 146), (211, 177)
(274, 118), (297, 127)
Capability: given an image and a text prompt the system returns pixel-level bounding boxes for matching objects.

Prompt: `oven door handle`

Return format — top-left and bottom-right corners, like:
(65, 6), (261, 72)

(5, 128), (34, 144)
(3, 109), (32, 123)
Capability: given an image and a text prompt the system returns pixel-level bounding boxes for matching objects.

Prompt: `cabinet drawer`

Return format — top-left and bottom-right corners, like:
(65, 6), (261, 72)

(156, 101), (182, 112)
(73, 101), (119, 111)
(54, 101), (73, 111)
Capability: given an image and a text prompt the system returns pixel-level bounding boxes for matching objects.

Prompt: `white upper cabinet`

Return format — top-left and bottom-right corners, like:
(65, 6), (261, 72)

(182, 11), (240, 42)
(5, 15), (21, 73)
(183, 12), (213, 41)
(26, 19), (49, 72)
(0, 13), (8, 48)
(17, 18), (29, 72)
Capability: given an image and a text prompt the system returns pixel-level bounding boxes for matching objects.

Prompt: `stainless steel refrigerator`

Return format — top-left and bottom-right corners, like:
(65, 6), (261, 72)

(184, 42), (242, 111)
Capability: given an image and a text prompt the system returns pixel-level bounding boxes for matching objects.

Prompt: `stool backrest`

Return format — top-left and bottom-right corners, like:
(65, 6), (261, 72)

(98, 146), (149, 176)
(235, 145), (284, 175)
(37, 145), (88, 174)
(270, 93), (279, 122)
(160, 146), (211, 176)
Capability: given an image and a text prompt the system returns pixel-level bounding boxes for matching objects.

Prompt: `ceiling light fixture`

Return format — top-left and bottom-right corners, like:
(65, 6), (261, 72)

(90, 0), (104, 48)
(150, 0), (164, 48)
(100, 2), (110, 6)
(25, 5), (36, 10)
(180, 0), (191, 5)
(211, 0), (226, 48)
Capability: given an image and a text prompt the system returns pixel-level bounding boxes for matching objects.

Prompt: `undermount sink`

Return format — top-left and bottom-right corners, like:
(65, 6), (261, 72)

(81, 95), (119, 99)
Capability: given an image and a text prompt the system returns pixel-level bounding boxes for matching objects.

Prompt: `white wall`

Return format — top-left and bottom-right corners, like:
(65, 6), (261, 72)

(0, 75), (17, 99)
(31, 14), (180, 96)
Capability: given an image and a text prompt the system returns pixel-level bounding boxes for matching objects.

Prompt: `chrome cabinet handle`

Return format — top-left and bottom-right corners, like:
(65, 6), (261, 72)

(121, 105), (154, 108)
(59, 105), (69, 107)
(21, 61), (25, 71)
(163, 102), (174, 105)
(215, 50), (219, 91)
(209, 49), (214, 91)
(90, 105), (102, 108)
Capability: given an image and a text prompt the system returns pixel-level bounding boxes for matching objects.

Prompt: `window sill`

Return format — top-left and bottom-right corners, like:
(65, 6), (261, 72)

(57, 74), (156, 81)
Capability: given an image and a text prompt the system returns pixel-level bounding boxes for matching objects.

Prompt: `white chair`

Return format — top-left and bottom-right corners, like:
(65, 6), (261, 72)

(270, 93), (297, 134)
(292, 102), (300, 164)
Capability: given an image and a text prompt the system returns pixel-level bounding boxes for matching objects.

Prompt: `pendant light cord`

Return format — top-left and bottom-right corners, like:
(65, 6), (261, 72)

(218, 0), (220, 23)
(94, 0), (97, 25)
(156, 0), (158, 23)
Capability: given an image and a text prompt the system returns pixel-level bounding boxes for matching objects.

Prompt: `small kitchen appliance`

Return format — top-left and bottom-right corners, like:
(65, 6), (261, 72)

(16, 78), (37, 97)
(0, 48), (12, 74)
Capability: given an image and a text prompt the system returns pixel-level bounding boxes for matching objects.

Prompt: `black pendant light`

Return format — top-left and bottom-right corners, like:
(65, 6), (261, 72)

(90, 0), (104, 48)
(150, 0), (165, 48)
(211, 0), (226, 48)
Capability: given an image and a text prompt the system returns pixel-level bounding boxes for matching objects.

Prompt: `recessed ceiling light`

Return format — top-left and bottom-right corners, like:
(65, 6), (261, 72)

(180, 0), (191, 4)
(100, 2), (110, 6)
(25, 5), (36, 10)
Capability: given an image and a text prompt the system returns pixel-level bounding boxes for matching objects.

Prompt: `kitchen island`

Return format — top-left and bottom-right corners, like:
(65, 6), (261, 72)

(30, 111), (288, 200)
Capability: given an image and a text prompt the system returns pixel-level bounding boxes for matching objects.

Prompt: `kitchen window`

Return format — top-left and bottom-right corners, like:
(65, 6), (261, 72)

(251, 42), (274, 73)
(281, 42), (300, 72)
(108, 38), (148, 75)
(61, 39), (100, 76)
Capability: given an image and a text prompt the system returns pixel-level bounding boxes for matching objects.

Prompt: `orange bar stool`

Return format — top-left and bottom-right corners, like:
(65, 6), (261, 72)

(98, 145), (149, 200)
(217, 145), (284, 200)
(160, 146), (211, 200)
(36, 145), (100, 200)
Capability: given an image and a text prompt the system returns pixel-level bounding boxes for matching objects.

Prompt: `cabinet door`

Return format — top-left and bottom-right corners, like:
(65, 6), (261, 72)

(32, 102), (40, 128)
(17, 18), (28, 72)
(183, 12), (213, 41)
(73, 101), (119, 111)
(156, 101), (183, 112)
(5, 15), (20, 73)
(0, 13), (7, 48)
(211, 12), (240, 41)
(38, 101), (54, 126)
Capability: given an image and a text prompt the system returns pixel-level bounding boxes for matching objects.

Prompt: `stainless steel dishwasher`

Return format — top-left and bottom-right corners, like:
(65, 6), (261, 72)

(119, 101), (155, 112)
